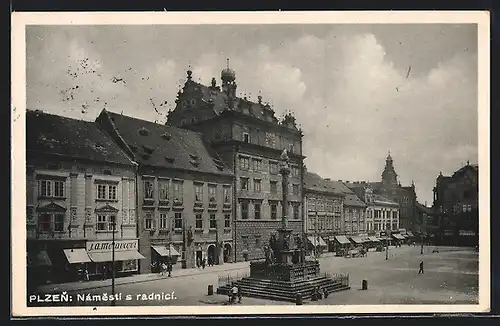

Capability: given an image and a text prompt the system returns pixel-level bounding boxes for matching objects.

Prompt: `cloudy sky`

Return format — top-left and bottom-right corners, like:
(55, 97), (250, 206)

(26, 23), (478, 205)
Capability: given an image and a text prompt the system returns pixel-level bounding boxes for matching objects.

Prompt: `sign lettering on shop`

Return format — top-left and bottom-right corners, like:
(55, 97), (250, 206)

(86, 240), (138, 253)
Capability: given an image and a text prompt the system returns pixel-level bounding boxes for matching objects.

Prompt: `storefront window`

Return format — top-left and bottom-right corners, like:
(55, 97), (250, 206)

(120, 259), (138, 272)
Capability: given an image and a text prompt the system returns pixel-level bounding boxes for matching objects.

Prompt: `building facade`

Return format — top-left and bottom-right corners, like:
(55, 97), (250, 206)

(26, 110), (140, 289)
(303, 171), (345, 254)
(96, 109), (234, 273)
(165, 66), (305, 262)
(431, 162), (479, 246)
(345, 182), (400, 234)
(365, 153), (418, 233)
(328, 181), (367, 236)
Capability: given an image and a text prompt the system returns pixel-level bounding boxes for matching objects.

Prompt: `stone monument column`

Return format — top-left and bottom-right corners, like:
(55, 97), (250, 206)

(280, 153), (290, 230)
(277, 149), (293, 263)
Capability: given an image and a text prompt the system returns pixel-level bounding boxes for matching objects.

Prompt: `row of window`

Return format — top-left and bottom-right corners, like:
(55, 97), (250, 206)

(240, 178), (300, 195)
(241, 131), (298, 154)
(143, 180), (231, 204)
(37, 213), (117, 233)
(39, 180), (119, 201)
(240, 201), (300, 220)
(370, 210), (398, 219)
(307, 199), (343, 213)
(143, 212), (231, 230)
(368, 223), (399, 231)
(307, 217), (342, 230)
(238, 156), (300, 177)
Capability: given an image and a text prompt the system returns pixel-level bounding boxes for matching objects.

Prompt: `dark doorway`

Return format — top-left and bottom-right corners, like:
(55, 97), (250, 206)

(223, 243), (232, 263)
(196, 250), (203, 267)
(207, 245), (216, 266)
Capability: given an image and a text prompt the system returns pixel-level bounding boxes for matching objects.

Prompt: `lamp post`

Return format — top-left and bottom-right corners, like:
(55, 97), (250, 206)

(215, 219), (220, 265)
(385, 230), (389, 260)
(111, 220), (116, 306)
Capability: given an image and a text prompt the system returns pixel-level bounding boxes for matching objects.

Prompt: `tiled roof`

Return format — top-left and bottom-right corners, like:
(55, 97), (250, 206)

(26, 109), (133, 165)
(304, 172), (344, 195)
(324, 180), (366, 207)
(190, 81), (281, 124)
(343, 193), (367, 207)
(452, 164), (479, 177)
(97, 109), (233, 176)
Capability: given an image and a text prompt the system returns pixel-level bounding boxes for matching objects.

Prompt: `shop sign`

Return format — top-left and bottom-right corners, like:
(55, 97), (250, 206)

(86, 240), (138, 253)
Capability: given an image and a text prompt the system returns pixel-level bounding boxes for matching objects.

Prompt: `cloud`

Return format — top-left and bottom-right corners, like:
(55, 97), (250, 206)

(26, 26), (478, 204)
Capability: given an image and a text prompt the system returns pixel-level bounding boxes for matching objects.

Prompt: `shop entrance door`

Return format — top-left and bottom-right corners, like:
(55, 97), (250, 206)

(207, 245), (216, 266)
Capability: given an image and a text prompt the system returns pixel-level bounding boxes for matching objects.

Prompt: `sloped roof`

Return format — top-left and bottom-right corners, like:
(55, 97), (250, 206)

(372, 194), (399, 206)
(188, 81), (281, 125)
(416, 202), (434, 214)
(343, 193), (367, 207)
(26, 109), (133, 165)
(328, 181), (366, 207)
(98, 109), (233, 176)
(452, 164), (479, 178)
(304, 172), (344, 195)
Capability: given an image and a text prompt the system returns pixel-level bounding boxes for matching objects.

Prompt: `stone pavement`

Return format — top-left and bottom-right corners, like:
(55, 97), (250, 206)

(37, 261), (250, 294)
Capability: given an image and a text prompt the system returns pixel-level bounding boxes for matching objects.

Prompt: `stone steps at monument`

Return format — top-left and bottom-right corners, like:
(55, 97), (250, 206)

(216, 276), (350, 302)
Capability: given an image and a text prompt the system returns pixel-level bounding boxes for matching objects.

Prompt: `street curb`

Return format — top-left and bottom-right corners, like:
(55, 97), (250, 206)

(38, 265), (250, 294)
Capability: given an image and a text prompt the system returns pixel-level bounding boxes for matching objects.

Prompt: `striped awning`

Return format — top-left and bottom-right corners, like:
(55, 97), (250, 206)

(307, 236), (327, 247)
(152, 245), (180, 257)
(63, 248), (92, 264)
(367, 236), (380, 242)
(349, 236), (365, 244)
(392, 234), (406, 240)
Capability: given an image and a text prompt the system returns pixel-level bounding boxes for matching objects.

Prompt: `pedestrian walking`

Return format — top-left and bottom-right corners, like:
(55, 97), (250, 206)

(418, 261), (424, 274)
(202, 257), (206, 269)
(84, 268), (89, 281)
(230, 283), (238, 304)
(237, 284), (242, 303)
(101, 265), (107, 280)
(161, 262), (167, 276)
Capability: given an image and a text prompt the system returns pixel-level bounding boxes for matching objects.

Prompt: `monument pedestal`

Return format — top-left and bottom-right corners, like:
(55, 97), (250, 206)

(216, 149), (350, 301)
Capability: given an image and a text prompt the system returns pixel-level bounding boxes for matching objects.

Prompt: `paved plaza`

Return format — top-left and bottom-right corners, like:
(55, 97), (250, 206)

(30, 246), (478, 307)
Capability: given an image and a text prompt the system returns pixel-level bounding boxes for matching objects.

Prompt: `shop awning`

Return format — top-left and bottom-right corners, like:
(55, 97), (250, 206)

(367, 237), (380, 242)
(152, 245), (180, 257)
(349, 236), (365, 244)
(406, 231), (415, 237)
(307, 236), (327, 247)
(88, 250), (146, 262)
(63, 248), (92, 264)
(29, 250), (52, 267)
(392, 234), (406, 240)
(334, 235), (351, 245)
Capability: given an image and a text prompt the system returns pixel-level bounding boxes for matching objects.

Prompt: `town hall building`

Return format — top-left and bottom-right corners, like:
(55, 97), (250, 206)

(165, 63), (305, 262)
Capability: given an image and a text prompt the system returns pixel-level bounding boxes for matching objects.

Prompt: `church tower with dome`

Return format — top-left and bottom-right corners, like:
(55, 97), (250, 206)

(165, 60), (305, 264)
(381, 151), (398, 185)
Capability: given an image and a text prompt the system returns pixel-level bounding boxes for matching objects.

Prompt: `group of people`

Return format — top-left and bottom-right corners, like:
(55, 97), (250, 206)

(151, 261), (173, 277)
(310, 286), (329, 301)
(197, 256), (218, 268)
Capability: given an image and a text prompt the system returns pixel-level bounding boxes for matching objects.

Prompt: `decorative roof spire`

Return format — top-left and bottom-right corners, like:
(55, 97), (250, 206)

(382, 151), (398, 185)
(187, 64), (193, 81)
